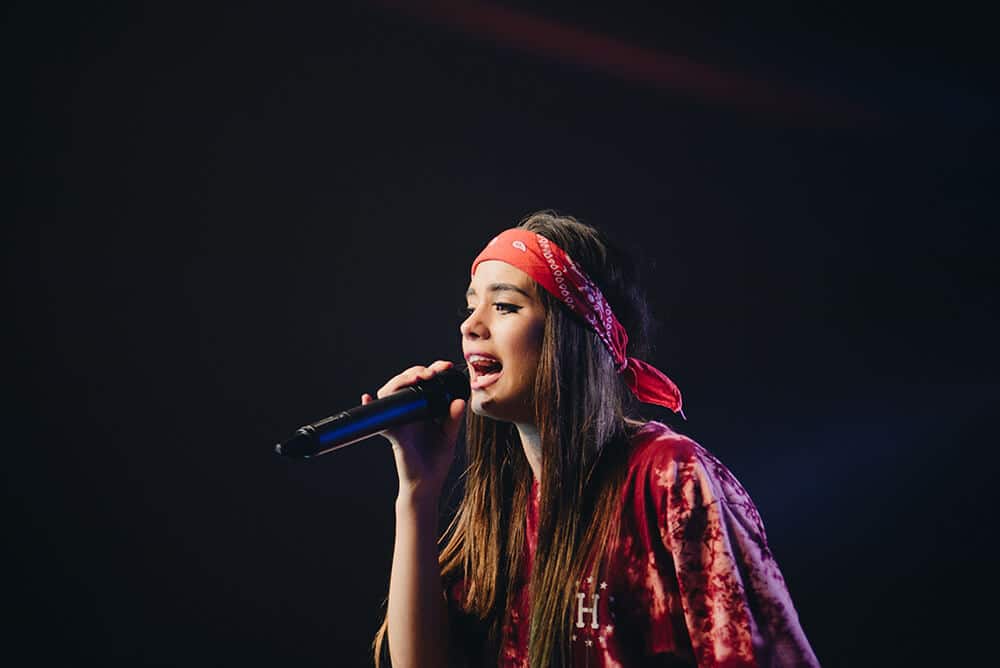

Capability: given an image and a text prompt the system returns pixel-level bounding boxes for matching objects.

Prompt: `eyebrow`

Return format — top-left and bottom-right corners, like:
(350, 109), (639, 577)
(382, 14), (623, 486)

(466, 282), (533, 299)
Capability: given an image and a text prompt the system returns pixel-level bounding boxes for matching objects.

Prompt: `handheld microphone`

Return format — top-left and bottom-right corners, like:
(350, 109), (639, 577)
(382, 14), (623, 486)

(274, 367), (470, 459)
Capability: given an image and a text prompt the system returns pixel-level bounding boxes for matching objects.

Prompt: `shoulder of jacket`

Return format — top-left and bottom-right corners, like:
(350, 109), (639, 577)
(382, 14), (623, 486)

(628, 420), (702, 469)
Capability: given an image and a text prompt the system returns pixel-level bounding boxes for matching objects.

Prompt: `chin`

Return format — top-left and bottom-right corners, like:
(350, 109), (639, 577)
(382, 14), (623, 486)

(470, 393), (532, 424)
(467, 369), (537, 423)
(470, 395), (503, 420)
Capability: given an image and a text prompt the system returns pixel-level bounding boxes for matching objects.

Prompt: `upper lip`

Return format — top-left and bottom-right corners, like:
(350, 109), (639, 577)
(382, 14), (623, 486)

(464, 351), (501, 362)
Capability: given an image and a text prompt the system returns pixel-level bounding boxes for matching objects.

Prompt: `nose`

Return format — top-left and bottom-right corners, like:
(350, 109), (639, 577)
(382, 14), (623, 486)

(460, 304), (490, 340)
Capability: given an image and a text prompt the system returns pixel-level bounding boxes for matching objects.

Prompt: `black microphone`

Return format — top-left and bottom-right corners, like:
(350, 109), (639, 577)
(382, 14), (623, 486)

(274, 367), (470, 459)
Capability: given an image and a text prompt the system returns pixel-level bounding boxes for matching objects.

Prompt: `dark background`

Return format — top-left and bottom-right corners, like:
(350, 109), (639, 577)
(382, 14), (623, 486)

(8, 1), (997, 666)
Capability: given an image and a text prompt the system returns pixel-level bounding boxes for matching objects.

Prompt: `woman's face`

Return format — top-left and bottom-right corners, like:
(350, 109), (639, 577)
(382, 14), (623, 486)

(461, 260), (546, 424)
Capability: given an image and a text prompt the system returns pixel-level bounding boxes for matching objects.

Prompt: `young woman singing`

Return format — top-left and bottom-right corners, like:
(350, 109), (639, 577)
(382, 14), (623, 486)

(370, 211), (818, 667)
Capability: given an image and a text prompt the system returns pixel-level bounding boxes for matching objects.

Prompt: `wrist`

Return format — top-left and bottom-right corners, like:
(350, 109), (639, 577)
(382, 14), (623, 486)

(395, 485), (442, 515)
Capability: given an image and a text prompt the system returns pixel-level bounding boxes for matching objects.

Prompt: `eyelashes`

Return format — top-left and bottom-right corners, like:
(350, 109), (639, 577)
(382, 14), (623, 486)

(459, 303), (522, 319)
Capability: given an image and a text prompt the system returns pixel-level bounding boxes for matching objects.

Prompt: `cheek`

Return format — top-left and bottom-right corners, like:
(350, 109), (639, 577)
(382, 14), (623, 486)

(512, 321), (545, 370)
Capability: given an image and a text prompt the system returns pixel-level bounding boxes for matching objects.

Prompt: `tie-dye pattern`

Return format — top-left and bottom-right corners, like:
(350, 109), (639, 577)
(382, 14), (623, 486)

(450, 422), (818, 667)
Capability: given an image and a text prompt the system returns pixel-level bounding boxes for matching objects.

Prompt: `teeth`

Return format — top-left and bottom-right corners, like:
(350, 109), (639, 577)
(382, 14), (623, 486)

(468, 354), (500, 364)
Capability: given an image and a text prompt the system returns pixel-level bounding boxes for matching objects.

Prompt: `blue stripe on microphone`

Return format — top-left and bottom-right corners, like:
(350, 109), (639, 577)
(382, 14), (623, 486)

(316, 398), (429, 445)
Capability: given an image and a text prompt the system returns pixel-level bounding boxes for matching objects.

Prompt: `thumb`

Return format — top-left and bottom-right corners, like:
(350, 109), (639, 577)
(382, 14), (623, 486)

(448, 398), (466, 421)
(442, 398), (467, 442)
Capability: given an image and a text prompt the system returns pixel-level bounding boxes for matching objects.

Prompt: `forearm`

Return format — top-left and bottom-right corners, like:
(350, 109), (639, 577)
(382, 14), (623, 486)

(387, 494), (450, 668)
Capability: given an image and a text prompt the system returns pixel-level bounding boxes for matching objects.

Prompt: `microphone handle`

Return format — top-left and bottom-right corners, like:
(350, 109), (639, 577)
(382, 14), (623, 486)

(276, 385), (445, 459)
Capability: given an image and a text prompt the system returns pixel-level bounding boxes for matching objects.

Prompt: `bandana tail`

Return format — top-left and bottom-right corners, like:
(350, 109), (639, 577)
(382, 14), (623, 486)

(623, 357), (684, 415)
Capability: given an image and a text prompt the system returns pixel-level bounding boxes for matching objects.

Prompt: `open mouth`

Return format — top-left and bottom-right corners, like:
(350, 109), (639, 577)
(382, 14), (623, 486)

(467, 353), (503, 390)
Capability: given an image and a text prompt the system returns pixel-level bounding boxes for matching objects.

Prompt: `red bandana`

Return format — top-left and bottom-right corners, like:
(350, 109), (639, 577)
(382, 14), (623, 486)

(471, 229), (683, 414)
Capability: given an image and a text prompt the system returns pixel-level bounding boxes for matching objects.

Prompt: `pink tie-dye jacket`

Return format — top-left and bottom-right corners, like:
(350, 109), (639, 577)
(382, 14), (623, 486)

(451, 422), (818, 667)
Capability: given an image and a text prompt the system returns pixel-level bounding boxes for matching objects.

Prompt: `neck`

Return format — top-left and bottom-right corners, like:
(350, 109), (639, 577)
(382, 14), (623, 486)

(514, 422), (542, 482)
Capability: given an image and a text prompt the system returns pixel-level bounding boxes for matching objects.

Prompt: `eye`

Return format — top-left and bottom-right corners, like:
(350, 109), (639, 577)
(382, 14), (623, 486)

(460, 303), (521, 320)
(494, 302), (521, 314)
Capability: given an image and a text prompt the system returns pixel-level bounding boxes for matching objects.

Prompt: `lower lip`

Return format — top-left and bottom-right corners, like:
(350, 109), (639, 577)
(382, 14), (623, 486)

(470, 369), (503, 390)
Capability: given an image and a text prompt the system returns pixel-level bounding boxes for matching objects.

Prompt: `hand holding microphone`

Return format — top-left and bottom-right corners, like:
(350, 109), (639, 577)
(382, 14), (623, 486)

(275, 361), (468, 499)
(368, 361), (468, 501)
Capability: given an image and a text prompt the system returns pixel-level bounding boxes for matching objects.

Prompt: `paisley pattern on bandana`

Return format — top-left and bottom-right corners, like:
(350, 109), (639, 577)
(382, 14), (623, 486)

(447, 423), (819, 667)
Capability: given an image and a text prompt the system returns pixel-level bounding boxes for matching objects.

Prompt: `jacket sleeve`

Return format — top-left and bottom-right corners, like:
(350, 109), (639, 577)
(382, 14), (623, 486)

(654, 443), (820, 667)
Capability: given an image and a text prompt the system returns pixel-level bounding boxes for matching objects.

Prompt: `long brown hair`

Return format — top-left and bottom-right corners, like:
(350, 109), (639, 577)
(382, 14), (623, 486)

(375, 211), (654, 666)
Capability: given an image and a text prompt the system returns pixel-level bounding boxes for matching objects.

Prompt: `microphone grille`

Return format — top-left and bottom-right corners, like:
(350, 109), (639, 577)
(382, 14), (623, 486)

(439, 367), (471, 401)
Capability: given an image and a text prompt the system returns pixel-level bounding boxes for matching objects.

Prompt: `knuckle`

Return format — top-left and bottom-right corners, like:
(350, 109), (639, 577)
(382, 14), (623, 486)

(379, 361), (444, 399)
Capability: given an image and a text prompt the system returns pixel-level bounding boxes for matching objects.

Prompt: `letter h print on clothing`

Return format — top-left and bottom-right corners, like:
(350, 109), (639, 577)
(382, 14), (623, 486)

(575, 591), (600, 629)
